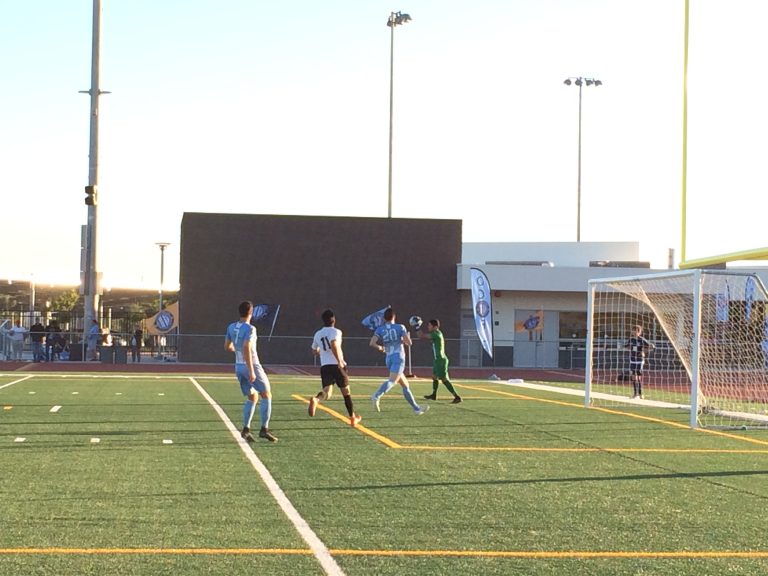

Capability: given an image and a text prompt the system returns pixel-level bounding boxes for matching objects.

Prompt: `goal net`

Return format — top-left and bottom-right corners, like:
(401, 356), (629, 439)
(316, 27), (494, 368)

(586, 270), (768, 429)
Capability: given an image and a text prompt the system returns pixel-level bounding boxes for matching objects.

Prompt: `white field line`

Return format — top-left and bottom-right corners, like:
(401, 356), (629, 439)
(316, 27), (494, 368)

(188, 377), (345, 576)
(0, 374), (34, 390)
(501, 379), (686, 410)
(50, 405), (62, 413)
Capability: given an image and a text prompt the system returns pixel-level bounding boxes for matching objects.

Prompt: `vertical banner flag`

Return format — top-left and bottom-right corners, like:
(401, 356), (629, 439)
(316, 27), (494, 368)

(362, 305), (390, 331)
(251, 303), (281, 340)
(715, 283), (730, 323)
(470, 267), (493, 358)
(745, 276), (756, 322)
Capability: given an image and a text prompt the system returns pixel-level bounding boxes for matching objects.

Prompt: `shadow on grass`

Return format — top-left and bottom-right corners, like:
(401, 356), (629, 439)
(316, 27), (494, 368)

(319, 468), (768, 491)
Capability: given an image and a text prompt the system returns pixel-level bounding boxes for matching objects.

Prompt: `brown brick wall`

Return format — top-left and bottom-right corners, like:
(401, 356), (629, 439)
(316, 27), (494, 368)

(179, 213), (462, 365)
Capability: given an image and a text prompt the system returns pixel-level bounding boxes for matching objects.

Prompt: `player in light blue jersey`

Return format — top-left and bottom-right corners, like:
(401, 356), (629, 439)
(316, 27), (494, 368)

(225, 301), (277, 443)
(369, 307), (429, 415)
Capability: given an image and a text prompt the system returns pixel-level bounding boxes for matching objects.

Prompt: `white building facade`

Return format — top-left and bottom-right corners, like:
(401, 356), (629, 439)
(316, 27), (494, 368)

(457, 242), (663, 369)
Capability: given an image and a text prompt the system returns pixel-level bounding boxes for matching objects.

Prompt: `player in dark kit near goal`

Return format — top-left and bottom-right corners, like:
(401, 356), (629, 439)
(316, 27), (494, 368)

(625, 325), (655, 399)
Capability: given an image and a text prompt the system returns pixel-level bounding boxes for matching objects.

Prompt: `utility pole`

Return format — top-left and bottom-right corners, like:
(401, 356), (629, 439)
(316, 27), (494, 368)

(79, 0), (109, 343)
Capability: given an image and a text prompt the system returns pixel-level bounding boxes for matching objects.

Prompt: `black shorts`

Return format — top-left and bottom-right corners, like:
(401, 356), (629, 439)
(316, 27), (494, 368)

(629, 360), (644, 376)
(320, 364), (349, 388)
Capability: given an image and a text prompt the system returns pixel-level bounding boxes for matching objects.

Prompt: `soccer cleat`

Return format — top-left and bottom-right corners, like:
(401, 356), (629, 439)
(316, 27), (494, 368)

(371, 395), (380, 412)
(259, 427), (278, 443)
(350, 413), (362, 427)
(415, 405), (430, 416)
(423, 394), (436, 400)
(241, 426), (255, 443)
(308, 397), (318, 417)
(451, 396), (463, 404)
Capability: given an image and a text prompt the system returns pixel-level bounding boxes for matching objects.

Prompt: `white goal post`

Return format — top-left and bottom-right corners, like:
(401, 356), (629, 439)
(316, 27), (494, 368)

(585, 269), (768, 429)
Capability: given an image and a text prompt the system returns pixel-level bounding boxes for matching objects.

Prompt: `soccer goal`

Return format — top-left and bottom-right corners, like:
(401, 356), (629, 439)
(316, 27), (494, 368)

(585, 269), (768, 429)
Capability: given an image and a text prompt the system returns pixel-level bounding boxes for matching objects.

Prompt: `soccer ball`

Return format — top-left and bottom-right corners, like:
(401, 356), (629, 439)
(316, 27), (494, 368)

(408, 315), (423, 330)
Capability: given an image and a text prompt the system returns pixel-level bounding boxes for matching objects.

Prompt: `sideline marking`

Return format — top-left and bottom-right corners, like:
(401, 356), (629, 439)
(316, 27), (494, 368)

(50, 405), (62, 413)
(292, 394), (401, 448)
(90, 438), (100, 444)
(14, 437), (26, 443)
(0, 375), (34, 390)
(1, 547), (767, 559)
(189, 378), (345, 576)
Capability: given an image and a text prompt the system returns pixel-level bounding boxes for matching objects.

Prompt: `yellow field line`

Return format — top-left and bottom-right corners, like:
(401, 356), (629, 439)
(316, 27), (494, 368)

(1, 548), (767, 559)
(292, 392), (768, 454)
(466, 384), (768, 448)
(290, 394), (401, 448)
(403, 445), (768, 454)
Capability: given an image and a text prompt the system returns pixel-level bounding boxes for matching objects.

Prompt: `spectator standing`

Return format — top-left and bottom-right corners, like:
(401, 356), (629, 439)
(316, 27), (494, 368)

(49, 322), (65, 361)
(87, 319), (101, 361)
(30, 320), (46, 362)
(131, 327), (143, 362)
(8, 321), (28, 361)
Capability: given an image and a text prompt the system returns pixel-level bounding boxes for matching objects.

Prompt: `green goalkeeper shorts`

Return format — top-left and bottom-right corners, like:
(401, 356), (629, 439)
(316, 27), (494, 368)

(433, 358), (449, 380)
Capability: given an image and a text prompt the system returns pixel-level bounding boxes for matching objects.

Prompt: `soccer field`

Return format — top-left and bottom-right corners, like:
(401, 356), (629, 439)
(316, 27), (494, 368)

(1, 371), (767, 576)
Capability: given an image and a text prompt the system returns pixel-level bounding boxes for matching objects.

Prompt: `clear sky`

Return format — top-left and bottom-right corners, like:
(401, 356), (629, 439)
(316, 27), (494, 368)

(2, 0), (767, 290)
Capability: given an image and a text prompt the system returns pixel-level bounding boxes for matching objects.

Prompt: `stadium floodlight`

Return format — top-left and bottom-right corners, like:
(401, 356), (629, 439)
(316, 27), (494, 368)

(387, 10), (412, 218)
(563, 76), (602, 242)
(156, 243), (171, 312)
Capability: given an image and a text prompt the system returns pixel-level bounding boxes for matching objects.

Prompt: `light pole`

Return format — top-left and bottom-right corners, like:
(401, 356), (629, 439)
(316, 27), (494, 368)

(79, 0), (110, 343)
(387, 10), (411, 218)
(156, 243), (170, 312)
(29, 276), (35, 322)
(563, 76), (602, 242)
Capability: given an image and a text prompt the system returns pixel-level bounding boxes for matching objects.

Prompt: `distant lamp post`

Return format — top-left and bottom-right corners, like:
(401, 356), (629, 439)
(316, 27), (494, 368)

(29, 276), (35, 320)
(563, 76), (602, 242)
(387, 10), (412, 218)
(156, 243), (170, 311)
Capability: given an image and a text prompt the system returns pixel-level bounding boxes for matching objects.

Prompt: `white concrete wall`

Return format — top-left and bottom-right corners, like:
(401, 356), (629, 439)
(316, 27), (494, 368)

(462, 241), (640, 267)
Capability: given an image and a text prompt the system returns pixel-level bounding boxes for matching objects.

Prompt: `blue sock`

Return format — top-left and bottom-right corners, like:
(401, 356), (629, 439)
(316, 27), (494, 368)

(402, 387), (419, 410)
(242, 399), (256, 429)
(374, 380), (395, 399)
(260, 397), (272, 430)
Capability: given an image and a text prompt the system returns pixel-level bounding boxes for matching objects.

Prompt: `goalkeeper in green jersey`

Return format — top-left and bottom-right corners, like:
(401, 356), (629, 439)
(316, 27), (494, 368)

(414, 319), (462, 404)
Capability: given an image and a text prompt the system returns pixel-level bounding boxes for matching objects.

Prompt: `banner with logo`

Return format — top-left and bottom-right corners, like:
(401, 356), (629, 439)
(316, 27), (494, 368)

(251, 303), (281, 340)
(515, 309), (544, 332)
(715, 283), (730, 323)
(745, 276), (756, 322)
(470, 268), (493, 358)
(361, 305), (390, 331)
(145, 301), (179, 335)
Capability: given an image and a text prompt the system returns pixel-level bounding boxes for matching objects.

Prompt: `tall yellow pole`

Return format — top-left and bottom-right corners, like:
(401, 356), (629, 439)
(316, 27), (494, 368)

(681, 0), (689, 263)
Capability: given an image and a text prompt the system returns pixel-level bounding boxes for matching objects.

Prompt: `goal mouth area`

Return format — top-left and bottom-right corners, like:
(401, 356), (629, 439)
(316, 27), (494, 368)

(586, 269), (768, 429)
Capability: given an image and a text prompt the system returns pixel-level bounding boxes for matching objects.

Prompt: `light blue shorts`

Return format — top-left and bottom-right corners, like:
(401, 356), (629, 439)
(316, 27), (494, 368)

(386, 353), (405, 375)
(235, 363), (271, 396)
